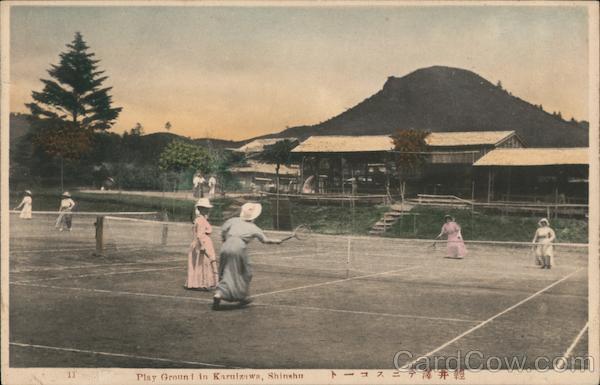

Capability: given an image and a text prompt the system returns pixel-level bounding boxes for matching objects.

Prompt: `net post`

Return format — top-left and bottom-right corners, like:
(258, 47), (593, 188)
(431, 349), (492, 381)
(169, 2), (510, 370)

(412, 213), (417, 234)
(346, 236), (351, 279)
(161, 211), (169, 246)
(94, 215), (104, 256)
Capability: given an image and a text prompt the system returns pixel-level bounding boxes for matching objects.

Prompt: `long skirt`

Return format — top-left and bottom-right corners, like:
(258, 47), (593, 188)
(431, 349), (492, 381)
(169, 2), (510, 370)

(186, 240), (218, 290)
(56, 213), (72, 230)
(535, 242), (554, 267)
(20, 205), (32, 219)
(447, 234), (467, 258)
(216, 238), (252, 302)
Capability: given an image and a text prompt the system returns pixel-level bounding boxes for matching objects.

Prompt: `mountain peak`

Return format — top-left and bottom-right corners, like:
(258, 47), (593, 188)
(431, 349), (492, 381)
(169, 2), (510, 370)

(383, 66), (490, 92)
(273, 66), (587, 147)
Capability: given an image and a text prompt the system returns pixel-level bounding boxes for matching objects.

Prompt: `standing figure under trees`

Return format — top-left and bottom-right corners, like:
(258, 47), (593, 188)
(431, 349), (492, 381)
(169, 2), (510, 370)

(26, 32), (122, 190)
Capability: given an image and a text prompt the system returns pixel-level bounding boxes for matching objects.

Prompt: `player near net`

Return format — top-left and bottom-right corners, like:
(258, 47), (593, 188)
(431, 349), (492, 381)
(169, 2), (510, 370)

(56, 192), (76, 232)
(185, 198), (218, 291)
(434, 214), (467, 259)
(532, 217), (555, 269)
(212, 203), (283, 310)
(14, 190), (33, 219)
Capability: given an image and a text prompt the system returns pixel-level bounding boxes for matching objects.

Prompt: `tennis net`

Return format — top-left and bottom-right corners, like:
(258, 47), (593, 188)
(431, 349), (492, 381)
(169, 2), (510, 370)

(97, 215), (588, 279)
(10, 210), (160, 250)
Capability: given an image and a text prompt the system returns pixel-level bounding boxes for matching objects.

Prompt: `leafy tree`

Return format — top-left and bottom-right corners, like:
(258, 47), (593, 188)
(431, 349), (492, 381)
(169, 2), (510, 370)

(25, 32), (122, 189)
(159, 141), (212, 191)
(255, 139), (298, 229)
(255, 139), (298, 193)
(390, 129), (429, 199)
(159, 140), (212, 173)
(209, 149), (244, 193)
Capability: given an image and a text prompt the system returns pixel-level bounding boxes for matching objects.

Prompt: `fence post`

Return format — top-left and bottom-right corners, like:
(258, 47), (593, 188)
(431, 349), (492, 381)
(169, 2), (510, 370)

(161, 211), (169, 246)
(94, 215), (104, 256)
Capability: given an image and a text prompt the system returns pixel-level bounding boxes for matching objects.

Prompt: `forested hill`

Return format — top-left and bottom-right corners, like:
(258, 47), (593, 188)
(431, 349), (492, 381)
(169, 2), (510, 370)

(9, 113), (242, 163)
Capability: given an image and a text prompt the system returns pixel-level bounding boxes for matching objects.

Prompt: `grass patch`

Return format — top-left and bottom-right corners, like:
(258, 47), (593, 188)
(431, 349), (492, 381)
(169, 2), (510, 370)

(384, 206), (588, 243)
(11, 190), (587, 242)
(254, 200), (388, 235)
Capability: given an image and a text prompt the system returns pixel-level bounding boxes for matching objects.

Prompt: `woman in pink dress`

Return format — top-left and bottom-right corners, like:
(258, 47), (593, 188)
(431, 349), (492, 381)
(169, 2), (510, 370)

(184, 198), (218, 290)
(436, 215), (467, 259)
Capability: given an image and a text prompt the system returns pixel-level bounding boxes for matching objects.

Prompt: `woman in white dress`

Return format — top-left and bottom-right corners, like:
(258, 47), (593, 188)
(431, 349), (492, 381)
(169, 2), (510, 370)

(208, 175), (217, 198)
(532, 218), (556, 269)
(14, 190), (33, 219)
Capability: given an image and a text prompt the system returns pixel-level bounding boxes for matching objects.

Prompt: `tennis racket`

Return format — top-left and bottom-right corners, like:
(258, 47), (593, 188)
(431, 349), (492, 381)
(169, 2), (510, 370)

(531, 245), (544, 266)
(429, 241), (437, 250)
(55, 212), (65, 227)
(281, 224), (312, 242)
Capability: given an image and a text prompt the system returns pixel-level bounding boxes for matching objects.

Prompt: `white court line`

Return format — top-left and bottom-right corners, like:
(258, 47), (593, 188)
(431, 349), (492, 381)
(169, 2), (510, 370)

(400, 268), (584, 369)
(251, 265), (421, 298)
(11, 258), (183, 274)
(10, 243), (170, 255)
(12, 246), (98, 254)
(556, 321), (589, 370)
(12, 266), (184, 284)
(11, 282), (214, 302)
(11, 282), (481, 323)
(10, 342), (231, 368)
(251, 303), (482, 323)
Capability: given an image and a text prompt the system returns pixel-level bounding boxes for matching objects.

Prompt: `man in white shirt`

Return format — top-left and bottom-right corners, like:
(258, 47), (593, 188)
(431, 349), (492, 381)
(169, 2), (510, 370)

(193, 172), (206, 198)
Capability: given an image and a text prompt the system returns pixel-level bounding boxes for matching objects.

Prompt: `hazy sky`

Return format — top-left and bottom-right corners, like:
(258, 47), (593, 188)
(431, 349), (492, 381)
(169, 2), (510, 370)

(10, 4), (590, 141)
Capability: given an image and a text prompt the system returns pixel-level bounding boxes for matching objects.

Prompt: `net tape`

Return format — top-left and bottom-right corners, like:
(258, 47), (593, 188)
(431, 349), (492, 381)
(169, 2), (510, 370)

(97, 215), (588, 279)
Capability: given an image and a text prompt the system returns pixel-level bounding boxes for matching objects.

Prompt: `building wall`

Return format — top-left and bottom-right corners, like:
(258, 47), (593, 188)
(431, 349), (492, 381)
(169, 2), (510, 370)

(232, 172), (298, 193)
(473, 165), (588, 203)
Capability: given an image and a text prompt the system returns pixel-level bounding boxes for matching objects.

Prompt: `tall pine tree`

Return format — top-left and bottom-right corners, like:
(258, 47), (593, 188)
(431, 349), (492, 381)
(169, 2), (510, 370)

(26, 32), (122, 188)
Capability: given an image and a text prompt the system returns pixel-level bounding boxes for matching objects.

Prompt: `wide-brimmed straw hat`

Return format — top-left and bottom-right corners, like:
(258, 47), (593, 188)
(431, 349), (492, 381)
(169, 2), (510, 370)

(538, 218), (549, 226)
(61, 191), (71, 198)
(24, 190), (32, 196)
(240, 202), (262, 221)
(195, 198), (213, 208)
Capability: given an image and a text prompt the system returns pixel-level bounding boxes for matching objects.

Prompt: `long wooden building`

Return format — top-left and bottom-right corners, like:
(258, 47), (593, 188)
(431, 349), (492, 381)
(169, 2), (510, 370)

(473, 147), (589, 203)
(230, 137), (300, 192)
(290, 131), (525, 195)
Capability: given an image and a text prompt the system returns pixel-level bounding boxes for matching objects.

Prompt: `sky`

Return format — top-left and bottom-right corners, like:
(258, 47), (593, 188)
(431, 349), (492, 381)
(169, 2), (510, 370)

(9, 3), (590, 141)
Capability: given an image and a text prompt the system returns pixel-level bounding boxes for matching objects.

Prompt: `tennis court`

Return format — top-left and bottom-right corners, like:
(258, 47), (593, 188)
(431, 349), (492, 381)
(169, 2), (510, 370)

(8, 211), (589, 369)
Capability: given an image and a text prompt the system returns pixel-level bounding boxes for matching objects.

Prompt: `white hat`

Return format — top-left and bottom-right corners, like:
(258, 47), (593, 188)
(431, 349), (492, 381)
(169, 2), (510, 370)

(240, 202), (262, 221)
(61, 191), (71, 198)
(25, 190), (32, 195)
(195, 198), (213, 208)
(538, 218), (549, 226)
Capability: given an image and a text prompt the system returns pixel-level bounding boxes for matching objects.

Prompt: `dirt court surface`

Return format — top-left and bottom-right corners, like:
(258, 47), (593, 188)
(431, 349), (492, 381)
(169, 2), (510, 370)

(8, 213), (589, 369)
